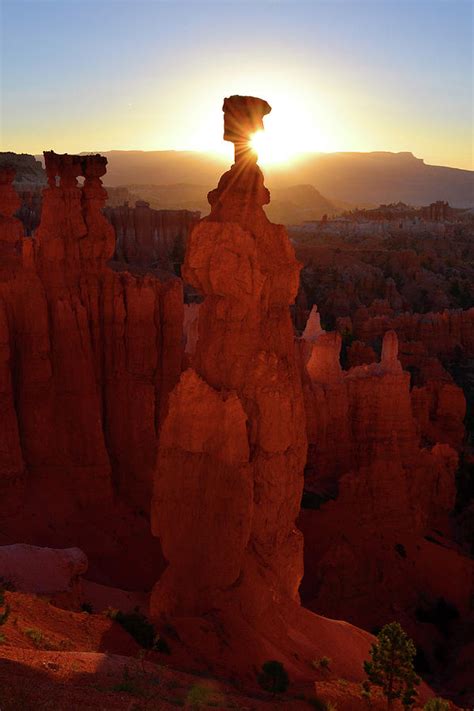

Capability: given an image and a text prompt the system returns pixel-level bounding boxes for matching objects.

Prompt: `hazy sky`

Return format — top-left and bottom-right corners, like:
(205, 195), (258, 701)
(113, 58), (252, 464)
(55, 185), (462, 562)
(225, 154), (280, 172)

(1, 0), (472, 169)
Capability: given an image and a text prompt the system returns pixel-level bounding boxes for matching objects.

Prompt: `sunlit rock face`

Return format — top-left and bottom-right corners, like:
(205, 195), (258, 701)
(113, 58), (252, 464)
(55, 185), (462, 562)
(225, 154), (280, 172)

(151, 97), (374, 682)
(152, 95), (306, 613)
(36, 152), (115, 272)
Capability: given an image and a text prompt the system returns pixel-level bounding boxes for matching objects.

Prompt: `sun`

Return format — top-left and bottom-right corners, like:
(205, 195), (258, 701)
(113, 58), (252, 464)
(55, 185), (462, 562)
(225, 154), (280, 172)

(250, 130), (298, 165)
(248, 100), (311, 165)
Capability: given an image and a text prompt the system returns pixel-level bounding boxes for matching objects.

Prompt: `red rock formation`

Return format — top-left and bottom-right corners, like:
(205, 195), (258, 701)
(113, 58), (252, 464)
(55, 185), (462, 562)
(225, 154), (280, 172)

(412, 380), (466, 449)
(0, 167), (27, 508)
(152, 95), (306, 614)
(105, 201), (200, 269)
(0, 166), (23, 250)
(0, 155), (183, 589)
(338, 312), (468, 452)
(346, 339), (377, 367)
(150, 96), (374, 681)
(0, 544), (87, 596)
(15, 188), (42, 236)
(298, 321), (473, 673)
(352, 307), (474, 359)
(300, 327), (420, 491)
(299, 440), (470, 630)
(183, 302), (200, 358)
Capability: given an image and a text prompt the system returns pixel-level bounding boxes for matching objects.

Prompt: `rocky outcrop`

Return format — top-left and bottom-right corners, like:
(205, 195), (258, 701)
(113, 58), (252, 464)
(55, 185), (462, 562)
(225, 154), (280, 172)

(352, 307), (474, 359)
(0, 544), (87, 595)
(104, 201), (199, 269)
(412, 380), (466, 449)
(0, 154), (46, 237)
(0, 152), (46, 187)
(300, 318), (418, 491)
(0, 153), (182, 588)
(152, 95), (306, 616)
(150, 95), (374, 682)
(0, 167), (23, 248)
(15, 188), (42, 236)
(298, 316), (473, 672)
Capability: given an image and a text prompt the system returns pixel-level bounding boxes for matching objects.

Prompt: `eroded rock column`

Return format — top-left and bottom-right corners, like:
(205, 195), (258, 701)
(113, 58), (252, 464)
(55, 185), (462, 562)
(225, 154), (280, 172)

(152, 96), (307, 615)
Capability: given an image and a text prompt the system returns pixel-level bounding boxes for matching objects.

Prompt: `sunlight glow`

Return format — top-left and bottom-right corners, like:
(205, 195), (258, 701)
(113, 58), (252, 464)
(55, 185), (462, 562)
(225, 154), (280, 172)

(249, 99), (310, 164)
(250, 130), (297, 165)
(247, 93), (335, 165)
(183, 81), (340, 166)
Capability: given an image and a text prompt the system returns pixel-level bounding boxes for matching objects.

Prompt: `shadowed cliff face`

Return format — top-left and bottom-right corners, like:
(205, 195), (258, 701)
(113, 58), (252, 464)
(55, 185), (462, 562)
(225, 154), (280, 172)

(0, 152), (183, 588)
(295, 312), (474, 698)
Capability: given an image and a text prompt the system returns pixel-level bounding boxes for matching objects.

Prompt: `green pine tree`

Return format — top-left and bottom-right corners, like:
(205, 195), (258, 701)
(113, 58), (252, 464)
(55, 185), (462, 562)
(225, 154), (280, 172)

(363, 622), (420, 710)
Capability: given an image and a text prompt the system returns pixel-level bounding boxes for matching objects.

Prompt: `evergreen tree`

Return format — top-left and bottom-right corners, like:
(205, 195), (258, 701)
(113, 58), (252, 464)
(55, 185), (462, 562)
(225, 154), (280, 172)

(363, 622), (420, 709)
(423, 699), (450, 711)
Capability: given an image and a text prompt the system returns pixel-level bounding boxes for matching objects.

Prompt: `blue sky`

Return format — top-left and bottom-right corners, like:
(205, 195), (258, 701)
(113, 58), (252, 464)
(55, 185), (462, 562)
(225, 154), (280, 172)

(1, 0), (472, 168)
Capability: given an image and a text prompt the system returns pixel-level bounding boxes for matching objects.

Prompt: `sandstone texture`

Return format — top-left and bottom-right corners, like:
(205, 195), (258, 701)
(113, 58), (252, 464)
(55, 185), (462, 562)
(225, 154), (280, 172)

(298, 316), (473, 680)
(150, 96), (375, 682)
(0, 153), (182, 589)
(104, 200), (199, 270)
(0, 129), (472, 706)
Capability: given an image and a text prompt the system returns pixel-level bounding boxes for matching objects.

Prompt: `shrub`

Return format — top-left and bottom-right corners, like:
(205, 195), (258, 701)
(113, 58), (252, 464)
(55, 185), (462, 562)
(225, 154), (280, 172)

(0, 602), (10, 626)
(423, 699), (450, 711)
(24, 628), (43, 647)
(186, 684), (211, 708)
(109, 608), (170, 652)
(153, 635), (171, 654)
(0, 578), (16, 592)
(257, 660), (289, 694)
(81, 601), (93, 614)
(307, 698), (337, 711)
(363, 622), (420, 709)
(360, 679), (371, 700)
(311, 656), (332, 671)
(112, 666), (141, 695)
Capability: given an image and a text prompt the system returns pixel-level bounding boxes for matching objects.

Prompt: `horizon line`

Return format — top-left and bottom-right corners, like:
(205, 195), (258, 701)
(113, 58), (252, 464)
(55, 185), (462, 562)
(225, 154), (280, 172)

(5, 148), (471, 173)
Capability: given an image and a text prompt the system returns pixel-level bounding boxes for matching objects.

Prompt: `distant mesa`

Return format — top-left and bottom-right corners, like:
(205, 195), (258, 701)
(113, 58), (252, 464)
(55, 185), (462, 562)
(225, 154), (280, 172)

(33, 148), (471, 207)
